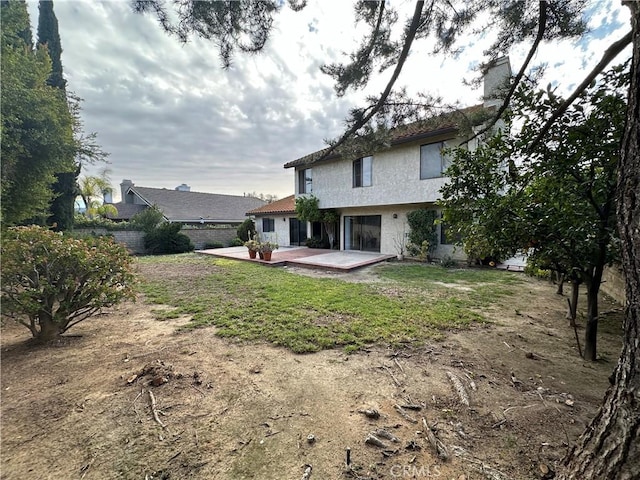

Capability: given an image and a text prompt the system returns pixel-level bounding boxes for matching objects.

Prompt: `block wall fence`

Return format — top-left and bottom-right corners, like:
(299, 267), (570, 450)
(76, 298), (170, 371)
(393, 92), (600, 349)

(75, 227), (238, 255)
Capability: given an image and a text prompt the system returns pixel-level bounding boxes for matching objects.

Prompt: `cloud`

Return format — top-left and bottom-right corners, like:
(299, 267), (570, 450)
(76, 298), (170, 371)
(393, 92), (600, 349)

(26, 0), (632, 201)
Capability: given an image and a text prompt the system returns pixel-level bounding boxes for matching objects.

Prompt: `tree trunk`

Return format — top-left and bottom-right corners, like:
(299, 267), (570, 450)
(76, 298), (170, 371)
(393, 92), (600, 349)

(35, 311), (62, 344)
(557, 3), (640, 477)
(583, 276), (601, 361)
(324, 221), (336, 249)
(566, 279), (579, 327)
(556, 271), (565, 295)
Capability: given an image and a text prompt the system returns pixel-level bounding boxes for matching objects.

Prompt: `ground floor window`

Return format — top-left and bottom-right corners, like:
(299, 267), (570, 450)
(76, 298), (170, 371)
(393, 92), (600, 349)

(262, 218), (275, 232)
(344, 215), (381, 252)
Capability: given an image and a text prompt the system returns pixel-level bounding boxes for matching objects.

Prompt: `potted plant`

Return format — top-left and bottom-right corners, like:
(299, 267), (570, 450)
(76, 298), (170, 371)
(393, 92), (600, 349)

(244, 239), (260, 259)
(258, 241), (279, 261)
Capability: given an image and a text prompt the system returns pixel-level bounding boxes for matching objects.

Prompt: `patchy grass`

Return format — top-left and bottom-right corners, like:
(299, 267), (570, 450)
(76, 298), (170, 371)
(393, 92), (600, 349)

(376, 263), (525, 306)
(135, 255), (519, 353)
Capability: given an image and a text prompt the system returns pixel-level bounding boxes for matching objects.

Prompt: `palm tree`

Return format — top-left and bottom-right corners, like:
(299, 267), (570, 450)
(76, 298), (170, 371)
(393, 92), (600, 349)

(78, 168), (118, 218)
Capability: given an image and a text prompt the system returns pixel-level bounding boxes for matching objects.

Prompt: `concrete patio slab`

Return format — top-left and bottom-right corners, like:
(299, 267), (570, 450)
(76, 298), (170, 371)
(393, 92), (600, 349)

(197, 246), (394, 272)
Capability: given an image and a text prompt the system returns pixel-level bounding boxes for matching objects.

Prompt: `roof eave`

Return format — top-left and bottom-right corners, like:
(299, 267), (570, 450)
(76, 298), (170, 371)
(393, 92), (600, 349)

(283, 125), (461, 169)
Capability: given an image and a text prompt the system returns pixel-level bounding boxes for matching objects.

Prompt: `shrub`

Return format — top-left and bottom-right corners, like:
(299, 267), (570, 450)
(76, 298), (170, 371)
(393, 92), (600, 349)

(73, 214), (131, 231)
(305, 237), (328, 249)
(228, 237), (244, 247)
(203, 241), (224, 249)
(130, 206), (164, 233)
(440, 255), (457, 268)
(237, 219), (256, 242)
(1, 226), (136, 343)
(524, 263), (551, 279)
(406, 209), (438, 257)
(144, 222), (194, 255)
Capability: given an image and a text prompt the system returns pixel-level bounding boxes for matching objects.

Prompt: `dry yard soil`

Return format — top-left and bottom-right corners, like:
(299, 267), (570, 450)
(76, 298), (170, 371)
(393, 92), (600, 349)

(1, 261), (624, 480)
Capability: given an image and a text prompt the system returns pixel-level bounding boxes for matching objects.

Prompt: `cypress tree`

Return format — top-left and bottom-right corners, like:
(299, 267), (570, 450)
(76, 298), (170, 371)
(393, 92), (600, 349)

(37, 0), (65, 90)
(37, 0), (77, 230)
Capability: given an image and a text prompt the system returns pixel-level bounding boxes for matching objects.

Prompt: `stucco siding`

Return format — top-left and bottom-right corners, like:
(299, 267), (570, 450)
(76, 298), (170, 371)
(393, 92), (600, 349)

(255, 215), (292, 247)
(309, 137), (465, 209)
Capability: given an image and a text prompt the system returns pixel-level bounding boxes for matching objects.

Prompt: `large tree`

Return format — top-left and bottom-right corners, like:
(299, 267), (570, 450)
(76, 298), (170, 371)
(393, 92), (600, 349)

(37, 0), (65, 90)
(134, 1), (639, 476)
(0, 0), (76, 227)
(440, 64), (626, 361)
(37, 0), (78, 231)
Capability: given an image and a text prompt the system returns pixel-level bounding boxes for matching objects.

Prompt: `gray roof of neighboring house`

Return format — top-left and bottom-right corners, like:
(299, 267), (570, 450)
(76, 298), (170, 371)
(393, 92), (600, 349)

(107, 203), (147, 221)
(126, 186), (267, 223)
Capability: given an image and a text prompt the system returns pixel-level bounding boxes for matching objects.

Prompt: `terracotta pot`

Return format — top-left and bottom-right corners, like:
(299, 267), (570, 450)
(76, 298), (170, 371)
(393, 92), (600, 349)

(258, 251), (265, 259)
(263, 251), (272, 261)
(248, 249), (257, 259)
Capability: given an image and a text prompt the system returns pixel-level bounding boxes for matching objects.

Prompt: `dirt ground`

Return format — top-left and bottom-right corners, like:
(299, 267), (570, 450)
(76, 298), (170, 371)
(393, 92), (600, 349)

(1, 262), (624, 480)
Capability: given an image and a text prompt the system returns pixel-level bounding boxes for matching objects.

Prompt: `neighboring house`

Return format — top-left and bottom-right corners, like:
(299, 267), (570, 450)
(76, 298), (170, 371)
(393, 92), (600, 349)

(283, 57), (511, 259)
(107, 180), (266, 226)
(247, 195), (310, 246)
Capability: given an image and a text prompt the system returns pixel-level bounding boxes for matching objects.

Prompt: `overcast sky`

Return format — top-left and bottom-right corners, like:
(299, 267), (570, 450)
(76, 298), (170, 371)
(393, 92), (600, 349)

(26, 0), (631, 201)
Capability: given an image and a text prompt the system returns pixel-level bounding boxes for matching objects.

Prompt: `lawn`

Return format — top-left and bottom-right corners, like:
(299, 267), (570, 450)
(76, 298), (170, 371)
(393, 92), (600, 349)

(137, 254), (523, 353)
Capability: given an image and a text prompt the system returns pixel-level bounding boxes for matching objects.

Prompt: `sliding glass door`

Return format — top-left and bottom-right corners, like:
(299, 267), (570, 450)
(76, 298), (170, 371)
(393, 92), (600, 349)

(344, 215), (381, 252)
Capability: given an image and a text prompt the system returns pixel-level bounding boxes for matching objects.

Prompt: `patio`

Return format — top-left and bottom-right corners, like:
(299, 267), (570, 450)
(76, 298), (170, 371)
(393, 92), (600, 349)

(196, 246), (395, 272)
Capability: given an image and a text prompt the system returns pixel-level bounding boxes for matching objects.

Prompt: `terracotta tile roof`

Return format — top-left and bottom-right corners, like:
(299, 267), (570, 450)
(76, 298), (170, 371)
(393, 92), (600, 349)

(247, 195), (296, 216)
(284, 104), (488, 169)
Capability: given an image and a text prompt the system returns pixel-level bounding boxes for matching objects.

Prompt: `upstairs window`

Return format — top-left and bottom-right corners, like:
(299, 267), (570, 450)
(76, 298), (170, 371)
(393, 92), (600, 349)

(353, 156), (373, 188)
(298, 168), (312, 194)
(420, 142), (450, 179)
(262, 218), (275, 232)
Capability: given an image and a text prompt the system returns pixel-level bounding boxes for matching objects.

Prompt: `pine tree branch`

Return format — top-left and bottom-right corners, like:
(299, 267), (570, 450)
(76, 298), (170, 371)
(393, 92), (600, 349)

(528, 30), (632, 152)
(319, 1), (427, 160)
(467, 0), (548, 143)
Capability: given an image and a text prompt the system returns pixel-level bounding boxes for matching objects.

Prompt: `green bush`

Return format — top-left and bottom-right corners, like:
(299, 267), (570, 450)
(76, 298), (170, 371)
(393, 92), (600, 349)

(524, 263), (551, 279)
(406, 209), (438, 257)
(1, 226), (136, 343)
(144, 222), (194, 255)
(228, 237), (244, 247)
(203, 241), (224, 249)
(440, 255), (457, 268)
(237, 218), (256, 242)
(305, 237), (328, 249)
(130, 206), (164, 233)
(73, 214), (131, 231)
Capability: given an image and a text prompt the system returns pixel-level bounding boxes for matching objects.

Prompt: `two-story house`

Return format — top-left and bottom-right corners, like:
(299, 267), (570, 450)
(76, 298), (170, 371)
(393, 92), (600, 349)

(281, 57), (511, 259)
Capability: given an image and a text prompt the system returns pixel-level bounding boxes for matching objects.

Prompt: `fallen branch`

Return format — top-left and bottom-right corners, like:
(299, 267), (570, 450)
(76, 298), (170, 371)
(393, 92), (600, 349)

(382, 365), (402, 387)
(452, 446), (512, 480)
(190, 384), (206, 396)
(394, 404), (418, 423)
(375, 428), (400, 443)
(301, 464), (312, 480)
(393, 357), (404, 373)
(446, 371), (470, 407)
(422, 417), (448, 460)
(503, 404), (536, 415)
(365, 433), (388, 448)
(148, 389), (166, 428)
(572, 321), (583, 358)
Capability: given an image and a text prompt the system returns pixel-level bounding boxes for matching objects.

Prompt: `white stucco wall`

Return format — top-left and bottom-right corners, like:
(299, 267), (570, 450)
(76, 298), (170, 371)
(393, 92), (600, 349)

(254, 214), (292, 247)
(336, 205), (464, 259)
(306, 136), (466, 209)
